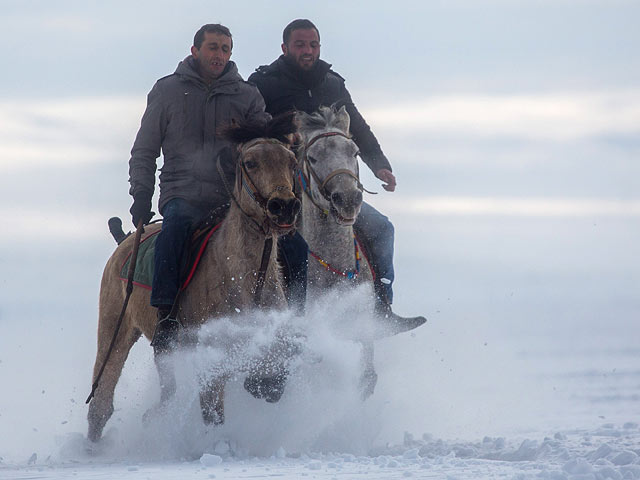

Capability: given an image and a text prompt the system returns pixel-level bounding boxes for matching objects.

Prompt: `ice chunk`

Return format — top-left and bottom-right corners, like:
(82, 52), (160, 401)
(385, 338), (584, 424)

(200, 454), (223, 467)
(563, 458), (593, 475)
(612, 451), (638, 466)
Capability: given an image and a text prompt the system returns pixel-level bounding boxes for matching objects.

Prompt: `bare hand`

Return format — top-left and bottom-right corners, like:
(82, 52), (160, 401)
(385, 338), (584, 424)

(376, 168), (396, 192)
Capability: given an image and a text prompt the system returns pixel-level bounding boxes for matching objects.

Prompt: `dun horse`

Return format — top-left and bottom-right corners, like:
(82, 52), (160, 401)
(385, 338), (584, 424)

(87, 116), (300, 443)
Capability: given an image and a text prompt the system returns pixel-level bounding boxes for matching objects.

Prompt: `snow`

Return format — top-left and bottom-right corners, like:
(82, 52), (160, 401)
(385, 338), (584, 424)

(3, 426), (640, 479)
(0, 212), (638, 479)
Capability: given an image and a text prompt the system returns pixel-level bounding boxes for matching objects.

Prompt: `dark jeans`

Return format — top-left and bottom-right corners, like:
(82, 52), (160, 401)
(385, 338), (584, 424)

(278, 232), (308, 314)
(353, 202), (395, 303)
(151, 198), (310, 312)
(151, 199), (212, 308)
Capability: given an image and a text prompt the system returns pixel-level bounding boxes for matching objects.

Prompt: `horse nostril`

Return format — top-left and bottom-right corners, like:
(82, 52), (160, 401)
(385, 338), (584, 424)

(354, 191), (363, 205)
(331, 192), (343, 207)
(267, 198), (284, 215)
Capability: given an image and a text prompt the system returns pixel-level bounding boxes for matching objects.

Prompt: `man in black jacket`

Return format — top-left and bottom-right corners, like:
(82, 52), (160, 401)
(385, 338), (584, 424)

(249, 19), (425, 331)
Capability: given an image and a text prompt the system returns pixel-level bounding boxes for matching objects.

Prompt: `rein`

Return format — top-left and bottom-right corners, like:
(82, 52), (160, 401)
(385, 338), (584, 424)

(86, 219), (145, 404)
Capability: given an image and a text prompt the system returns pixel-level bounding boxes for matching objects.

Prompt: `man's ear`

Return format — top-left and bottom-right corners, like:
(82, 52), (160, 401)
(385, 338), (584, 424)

(190, 45), (199, 58)
(281, 43), (287, 55)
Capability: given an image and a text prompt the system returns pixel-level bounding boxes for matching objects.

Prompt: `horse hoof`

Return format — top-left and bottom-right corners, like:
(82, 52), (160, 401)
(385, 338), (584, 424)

(244, 372), (287, 403)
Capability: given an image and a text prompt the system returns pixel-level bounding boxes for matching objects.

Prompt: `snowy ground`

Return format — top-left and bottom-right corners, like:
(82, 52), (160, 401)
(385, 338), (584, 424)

(1, 214), (638, 479)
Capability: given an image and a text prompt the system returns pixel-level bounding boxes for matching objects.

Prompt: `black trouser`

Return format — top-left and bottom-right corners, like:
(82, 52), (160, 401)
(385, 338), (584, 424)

(278, 231), (308, 314)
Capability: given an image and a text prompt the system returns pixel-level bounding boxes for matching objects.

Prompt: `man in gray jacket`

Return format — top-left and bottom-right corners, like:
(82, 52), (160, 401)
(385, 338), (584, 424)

(128, 24), (271, 354)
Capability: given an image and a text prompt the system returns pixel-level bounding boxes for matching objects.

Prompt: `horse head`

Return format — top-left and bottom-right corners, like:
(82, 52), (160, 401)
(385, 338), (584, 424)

(222, 113), (301, 235)
(296, 105), (363, 225)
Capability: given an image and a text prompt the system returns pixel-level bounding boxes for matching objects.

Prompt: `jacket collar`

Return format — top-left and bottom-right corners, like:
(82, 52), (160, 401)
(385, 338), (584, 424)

(273, 55), (332, 89)
(175, 56), (243, 91)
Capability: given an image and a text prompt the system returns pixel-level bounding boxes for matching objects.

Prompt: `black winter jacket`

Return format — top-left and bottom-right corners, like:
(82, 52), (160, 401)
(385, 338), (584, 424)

(248, 56), (392, 174)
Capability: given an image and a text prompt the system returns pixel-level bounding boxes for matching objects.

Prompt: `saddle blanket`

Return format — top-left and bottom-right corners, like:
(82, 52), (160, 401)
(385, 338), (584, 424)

(119, 222), (222, 291)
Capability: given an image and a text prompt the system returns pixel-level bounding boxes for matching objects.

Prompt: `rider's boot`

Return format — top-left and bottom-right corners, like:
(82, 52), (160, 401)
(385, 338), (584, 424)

(373, 281), (426, 337)
(150, 305), (181, 355)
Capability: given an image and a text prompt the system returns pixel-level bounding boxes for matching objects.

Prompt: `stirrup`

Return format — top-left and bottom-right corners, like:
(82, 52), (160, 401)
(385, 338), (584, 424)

(150, 316), (182, 350)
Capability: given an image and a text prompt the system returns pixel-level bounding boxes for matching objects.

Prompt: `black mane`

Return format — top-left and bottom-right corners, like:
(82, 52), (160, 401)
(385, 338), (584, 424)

(220, 111), (297, 144)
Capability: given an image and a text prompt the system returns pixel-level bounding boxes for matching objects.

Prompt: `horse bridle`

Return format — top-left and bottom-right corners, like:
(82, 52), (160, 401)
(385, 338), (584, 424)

(217, 137), (297, 306)
(218, 138), (295, 235)
(299, 131), (373, 215)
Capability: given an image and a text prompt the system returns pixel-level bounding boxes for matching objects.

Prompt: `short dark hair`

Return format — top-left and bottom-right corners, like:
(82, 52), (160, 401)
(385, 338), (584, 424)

(193, 24), (233, 50)
(282, 19), (320, 45)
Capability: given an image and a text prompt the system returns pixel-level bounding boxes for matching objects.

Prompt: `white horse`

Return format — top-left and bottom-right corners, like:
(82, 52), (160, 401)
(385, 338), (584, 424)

(295, 105), (380, 397)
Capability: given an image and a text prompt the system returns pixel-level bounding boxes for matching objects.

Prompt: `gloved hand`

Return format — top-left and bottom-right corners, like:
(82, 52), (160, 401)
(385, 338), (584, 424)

(129, 192), (154, 227)
(375, 168), (397, 192)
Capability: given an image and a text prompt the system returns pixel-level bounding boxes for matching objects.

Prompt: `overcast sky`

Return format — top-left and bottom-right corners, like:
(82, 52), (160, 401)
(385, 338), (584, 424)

(2, 0), (640, 97)
(0, 0), (638, 280)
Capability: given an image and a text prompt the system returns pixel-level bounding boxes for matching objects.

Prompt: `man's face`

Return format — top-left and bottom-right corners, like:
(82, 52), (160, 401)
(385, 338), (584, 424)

(191, 31), (232, 82)
(281, 28), (320, 71)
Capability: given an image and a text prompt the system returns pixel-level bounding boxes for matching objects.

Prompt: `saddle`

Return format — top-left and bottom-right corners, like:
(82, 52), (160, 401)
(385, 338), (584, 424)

(119, 204), (231, 290)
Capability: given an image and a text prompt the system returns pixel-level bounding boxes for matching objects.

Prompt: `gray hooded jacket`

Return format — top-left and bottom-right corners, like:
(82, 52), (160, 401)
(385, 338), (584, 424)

(128, 57), (269, 212)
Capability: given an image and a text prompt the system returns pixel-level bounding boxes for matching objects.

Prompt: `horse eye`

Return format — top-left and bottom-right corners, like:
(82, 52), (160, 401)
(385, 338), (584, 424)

(354, 150), (361, 158)
(308, 155), (318, 164)
(244, 160), (258, 169)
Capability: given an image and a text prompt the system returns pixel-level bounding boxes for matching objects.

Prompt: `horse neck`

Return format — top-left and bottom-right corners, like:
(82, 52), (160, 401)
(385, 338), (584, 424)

(207, 205), (277, 277)
(301, 196), (357, 271)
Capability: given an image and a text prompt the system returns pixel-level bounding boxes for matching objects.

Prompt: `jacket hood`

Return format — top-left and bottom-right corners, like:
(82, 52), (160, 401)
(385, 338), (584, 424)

(175, 56), (243, 88)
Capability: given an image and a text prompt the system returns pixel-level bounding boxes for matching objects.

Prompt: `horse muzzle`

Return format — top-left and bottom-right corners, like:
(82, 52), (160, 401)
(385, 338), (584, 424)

(329, 189), (362, 225)
(266, 195), (301, 233)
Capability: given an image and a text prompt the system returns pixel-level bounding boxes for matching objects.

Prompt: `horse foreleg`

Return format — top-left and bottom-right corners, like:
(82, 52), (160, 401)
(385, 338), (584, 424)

(153, 350), (177, 403)
(199, 378), (227, 425)
(359, 341), (378, 400)
(87, 327), (141, 443)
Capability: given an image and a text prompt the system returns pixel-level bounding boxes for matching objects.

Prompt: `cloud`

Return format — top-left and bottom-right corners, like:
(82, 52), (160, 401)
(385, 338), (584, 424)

(0, 96), (144, 170)
(376, 196), (640, 217)
(362, 90), (640, 141)
(3, 89), (638, 173)
(3, 195), (638, 246)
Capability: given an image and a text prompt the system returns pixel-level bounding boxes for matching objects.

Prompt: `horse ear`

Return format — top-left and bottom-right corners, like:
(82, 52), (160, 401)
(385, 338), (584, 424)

(294, 111), (308, 130)
(335, 105), (350, 133)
